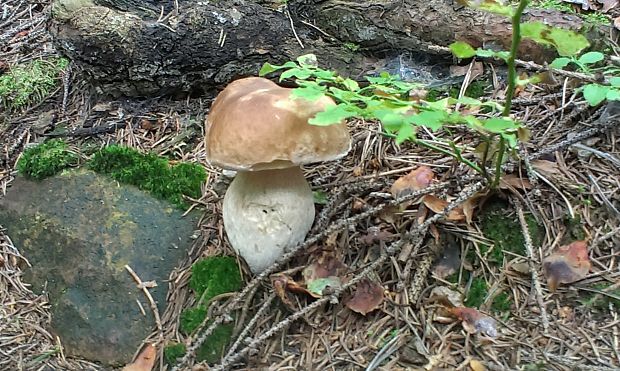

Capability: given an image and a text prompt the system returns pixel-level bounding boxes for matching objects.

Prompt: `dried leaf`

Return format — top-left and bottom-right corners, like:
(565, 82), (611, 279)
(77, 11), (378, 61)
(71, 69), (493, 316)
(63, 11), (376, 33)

(272, 274), (298, 308)
(543, 240), (591, 291)
(390, 166), (435, 198)
(599, 0), (618, 12)
(531, 159), (561, 175)
(122, 344), (156, 371)
(345, 278), (385, 315)
(615, 15), (620, 30)
(433, 239), (461, 279)
(469, 359), (487, 371)
(499, 174), (533, 191)
(359, 227), (396, 245)
(422, 195), (466, 222)
(428, 286), (464, 307)
(449, 307), (498, 337)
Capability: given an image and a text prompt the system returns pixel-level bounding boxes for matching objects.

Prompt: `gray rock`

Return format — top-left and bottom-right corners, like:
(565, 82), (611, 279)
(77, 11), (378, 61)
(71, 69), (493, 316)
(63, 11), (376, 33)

(0, 170), (199, 366)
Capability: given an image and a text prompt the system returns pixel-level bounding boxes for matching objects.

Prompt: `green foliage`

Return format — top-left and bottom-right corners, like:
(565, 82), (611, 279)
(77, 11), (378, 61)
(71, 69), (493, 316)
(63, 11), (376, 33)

(0, 57), (69, 111)
(491, 292), (512, 312)
(164, 342), (187, 365)
(520, 21), (589, 56)
(259, 54), (525, 180)
(534, 0), (610, 25)
(465, 277), (488, 308)
(88, 145), (206, 209)
(16, 139), (78, 180)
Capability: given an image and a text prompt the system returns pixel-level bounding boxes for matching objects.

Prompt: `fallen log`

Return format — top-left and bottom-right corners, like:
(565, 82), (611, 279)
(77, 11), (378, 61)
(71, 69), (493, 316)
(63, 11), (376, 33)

(49, 0), (612, 97)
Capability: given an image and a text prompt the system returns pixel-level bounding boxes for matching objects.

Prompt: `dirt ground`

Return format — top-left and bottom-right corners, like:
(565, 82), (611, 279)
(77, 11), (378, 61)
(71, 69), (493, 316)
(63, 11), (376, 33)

(1, 1), (620, 370)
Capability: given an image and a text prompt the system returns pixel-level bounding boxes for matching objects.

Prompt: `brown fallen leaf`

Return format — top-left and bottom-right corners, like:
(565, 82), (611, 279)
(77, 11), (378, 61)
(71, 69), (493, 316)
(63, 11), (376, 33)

(499, 173), (533, 191)
(122, 344), (156, 371)
(531, 159), (561, 175)
(272, 274), (298, 309)
(345, 278), (385, 315)
(428, 286), (464, 307)
(359, 227), (396, 245)
(449, 307), (498, 337)
(598, 0), (618, 11)
(469, 359), (486, 371)
(390, 166), (435, 198)
(543, 240), (591, 291)
(422, 195), (466, 222)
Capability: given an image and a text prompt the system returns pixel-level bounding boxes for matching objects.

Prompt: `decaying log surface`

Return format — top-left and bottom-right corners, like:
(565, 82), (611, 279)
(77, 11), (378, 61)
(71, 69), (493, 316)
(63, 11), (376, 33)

(49, 0), (612, 97)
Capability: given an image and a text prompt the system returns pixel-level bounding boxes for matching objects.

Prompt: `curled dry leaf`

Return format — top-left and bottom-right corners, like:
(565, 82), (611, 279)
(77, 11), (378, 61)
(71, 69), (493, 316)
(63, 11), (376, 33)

(449, 307), (498, 337)
(390, 165), (435, 198)
(122, 344), (156, 371)
(543, 240), (591, 291)
(422, 195), (466, 222)
(359, 226), (396, 245)
(345, 278), (385, 315)
(271, 274), (299, 308)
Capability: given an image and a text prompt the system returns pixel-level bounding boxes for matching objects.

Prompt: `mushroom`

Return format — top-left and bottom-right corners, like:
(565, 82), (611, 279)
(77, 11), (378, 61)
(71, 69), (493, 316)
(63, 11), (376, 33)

(205, 77), (351, 273)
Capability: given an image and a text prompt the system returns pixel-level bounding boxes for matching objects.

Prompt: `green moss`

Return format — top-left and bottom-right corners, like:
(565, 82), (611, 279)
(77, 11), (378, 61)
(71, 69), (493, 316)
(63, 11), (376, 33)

(0, 57), (69, 111)
(196, 322), (234, 364)
(164, 342), (186, 365)
(17, 139), (78, 180)
(88, 145), (206, 209)
(180, 306), (208, 334)
(465, 277), (488, 308)
(479, 200), (543, 264)
(190, 256), (243, 301)
(491, 292), (512, 313)
(180, 256), (242, 334)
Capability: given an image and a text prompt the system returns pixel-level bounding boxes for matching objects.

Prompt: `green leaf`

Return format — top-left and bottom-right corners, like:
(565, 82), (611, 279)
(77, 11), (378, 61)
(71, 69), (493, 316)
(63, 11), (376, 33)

(258, 61), (297, 76)
(407, 110), (448, 131)
(280, 67), (313, 80)
(582, 84), (609, 106)
(457, 96), (483, 106)
(483, 117), (518, 133)
(309, 104), (357, 126)
(313, 190), (329, 205)
(609, 77), (620, 87)
(550, 57), (571, 69)
(578, 51), (604, 65)
(475, 49), (496, 58)
(342, 78), (360, 91)
(375, 111), (405, 131)
(450, 41), (477, 59)
(395, 123), (415, 145)
(307, 277), (342, 296)
(521, 21), (590, 56)
(606, 88), (620, 101)
(501, 132), (518, 148)
(291, 86), (326, 101)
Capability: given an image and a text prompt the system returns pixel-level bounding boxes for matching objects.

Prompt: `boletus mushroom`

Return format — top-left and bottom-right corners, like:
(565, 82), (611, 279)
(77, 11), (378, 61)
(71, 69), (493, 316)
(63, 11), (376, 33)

(205, 77), (351, 273)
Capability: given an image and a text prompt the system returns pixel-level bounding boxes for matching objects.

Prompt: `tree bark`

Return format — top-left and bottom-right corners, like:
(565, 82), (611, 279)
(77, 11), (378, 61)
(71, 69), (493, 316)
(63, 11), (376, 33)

(49, 0), (610, 97)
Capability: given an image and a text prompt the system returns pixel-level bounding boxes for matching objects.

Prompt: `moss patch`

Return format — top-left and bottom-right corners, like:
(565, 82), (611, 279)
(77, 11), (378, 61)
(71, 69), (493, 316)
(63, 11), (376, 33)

(164, 342), (187, 365)
(88, 145), (206, 209)
(491, 292), (512, 313)
(0, 57), (69, 112)
(17, 139), (78, 180)
(465, 277), (488, 308)
(479, 200), (543, 264)
(180, 307), (208, 334)
(195, 322), (235, 364)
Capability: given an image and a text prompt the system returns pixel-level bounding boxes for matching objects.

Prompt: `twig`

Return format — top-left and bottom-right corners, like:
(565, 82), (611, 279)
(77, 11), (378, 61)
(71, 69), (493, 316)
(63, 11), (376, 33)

(285, 7), (303, 49)
(513, 198), (550, 333)
(125, 265), (164, 342)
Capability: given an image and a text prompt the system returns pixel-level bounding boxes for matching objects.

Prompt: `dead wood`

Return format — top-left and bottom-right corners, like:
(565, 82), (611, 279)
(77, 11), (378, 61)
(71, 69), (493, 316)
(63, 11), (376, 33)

(49, 0), (613, 97)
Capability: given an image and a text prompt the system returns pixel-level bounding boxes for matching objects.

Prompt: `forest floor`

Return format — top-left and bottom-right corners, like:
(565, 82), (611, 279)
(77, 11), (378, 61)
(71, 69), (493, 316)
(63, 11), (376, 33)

(1, 0), (620, 370)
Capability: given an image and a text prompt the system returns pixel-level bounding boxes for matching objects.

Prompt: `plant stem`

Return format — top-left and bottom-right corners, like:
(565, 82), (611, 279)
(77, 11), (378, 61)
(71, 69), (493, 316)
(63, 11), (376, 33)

(502, 0), (529, 118)
(416, 139), (484, 175)
(493, 0), (528, 188)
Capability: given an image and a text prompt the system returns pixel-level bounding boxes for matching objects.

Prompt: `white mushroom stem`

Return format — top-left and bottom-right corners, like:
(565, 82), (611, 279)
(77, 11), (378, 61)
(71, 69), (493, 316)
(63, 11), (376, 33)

(222, 166), (315, 273)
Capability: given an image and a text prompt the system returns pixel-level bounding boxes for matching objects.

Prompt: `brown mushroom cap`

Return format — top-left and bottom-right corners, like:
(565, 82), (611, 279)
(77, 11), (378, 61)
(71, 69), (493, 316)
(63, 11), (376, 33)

(205, 77), (351, 171)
